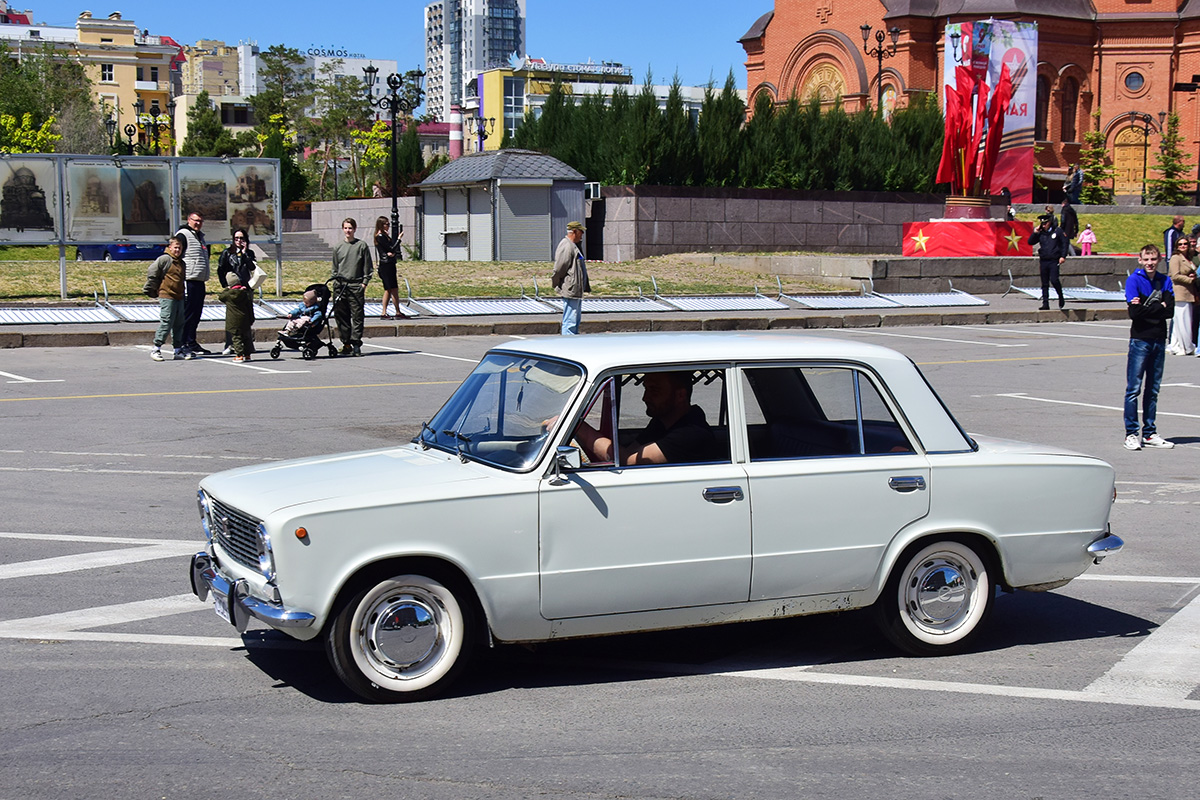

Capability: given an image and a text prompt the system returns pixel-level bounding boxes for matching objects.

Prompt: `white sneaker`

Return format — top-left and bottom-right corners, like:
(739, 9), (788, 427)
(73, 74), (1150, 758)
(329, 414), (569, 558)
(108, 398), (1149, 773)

(150, 348), (164, 362)
(1143, 433), (1175, 449)
(1124, 434), (1142, 451)
(183, 349), (196, 361)
(222, 346), (234, 356)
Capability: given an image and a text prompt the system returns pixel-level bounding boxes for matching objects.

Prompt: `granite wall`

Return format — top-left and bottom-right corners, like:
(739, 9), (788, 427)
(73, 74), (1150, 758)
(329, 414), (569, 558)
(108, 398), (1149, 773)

(598, 185), (978, 262)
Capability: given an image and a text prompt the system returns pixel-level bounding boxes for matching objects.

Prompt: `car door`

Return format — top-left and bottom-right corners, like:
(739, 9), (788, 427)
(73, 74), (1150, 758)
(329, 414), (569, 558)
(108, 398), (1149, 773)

(739, 364), (931, 601)
(538, 368), (752, 619)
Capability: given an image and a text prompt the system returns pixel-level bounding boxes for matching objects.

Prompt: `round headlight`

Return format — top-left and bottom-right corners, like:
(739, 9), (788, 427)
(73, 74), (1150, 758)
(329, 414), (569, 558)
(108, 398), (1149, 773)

(256, 523), (276, 582)
(197, 490), (213, 542)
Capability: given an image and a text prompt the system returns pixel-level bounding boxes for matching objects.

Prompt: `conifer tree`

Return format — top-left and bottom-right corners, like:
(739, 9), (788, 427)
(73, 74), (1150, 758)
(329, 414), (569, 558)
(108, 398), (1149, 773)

(1148, 111), (1193, 206)
(1077, 111), (1115, 205)
(696, 72), (746, 186)
(656, 77), (698, 186)
(180, 90), (240, 157)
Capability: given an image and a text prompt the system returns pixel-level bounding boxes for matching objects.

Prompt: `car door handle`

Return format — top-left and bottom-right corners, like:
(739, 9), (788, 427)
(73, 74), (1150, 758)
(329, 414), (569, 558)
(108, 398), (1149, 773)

(703, 486), (744, 504)
(888, 476), (926, 492)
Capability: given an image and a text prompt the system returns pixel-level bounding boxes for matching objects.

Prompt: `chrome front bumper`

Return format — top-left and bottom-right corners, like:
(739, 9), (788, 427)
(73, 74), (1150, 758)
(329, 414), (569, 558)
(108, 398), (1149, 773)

(1087, 533), (1124, 563)
(190, 551), (315, 633)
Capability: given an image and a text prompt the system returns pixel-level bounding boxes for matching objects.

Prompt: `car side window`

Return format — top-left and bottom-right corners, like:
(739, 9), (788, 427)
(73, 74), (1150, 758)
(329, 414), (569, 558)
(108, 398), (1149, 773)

(573, 369), (729, 467)
(742, 366), (913, 461)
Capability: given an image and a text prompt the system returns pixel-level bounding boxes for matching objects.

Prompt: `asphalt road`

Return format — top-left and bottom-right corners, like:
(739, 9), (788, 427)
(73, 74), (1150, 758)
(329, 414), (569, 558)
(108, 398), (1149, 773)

(2, 324), (1199, 799)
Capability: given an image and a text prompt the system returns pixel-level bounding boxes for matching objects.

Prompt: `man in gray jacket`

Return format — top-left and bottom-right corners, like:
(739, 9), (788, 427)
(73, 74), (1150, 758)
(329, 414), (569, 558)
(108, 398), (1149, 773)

(176, 211), (211, 355)
(551, 221), (590, 335)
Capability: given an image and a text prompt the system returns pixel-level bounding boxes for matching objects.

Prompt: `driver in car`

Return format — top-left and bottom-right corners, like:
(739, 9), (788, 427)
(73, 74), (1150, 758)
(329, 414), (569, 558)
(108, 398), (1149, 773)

(572, 371), (715, 465)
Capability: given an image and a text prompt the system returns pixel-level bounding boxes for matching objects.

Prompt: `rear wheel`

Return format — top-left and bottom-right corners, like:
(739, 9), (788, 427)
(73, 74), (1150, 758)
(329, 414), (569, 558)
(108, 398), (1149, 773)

(270, 344), (281, 360)
(302, 344), (317, 360)
(875, 537), (993, 656)
(74, 250), (84, 262)
(326, 573), (475, 703)
(327, 343), (338, 358)
(103, 251), (113, 262)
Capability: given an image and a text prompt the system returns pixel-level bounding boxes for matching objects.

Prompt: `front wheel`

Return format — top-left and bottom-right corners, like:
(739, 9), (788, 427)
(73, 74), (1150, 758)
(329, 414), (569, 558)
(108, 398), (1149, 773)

(874, 538), (993, 656)
(326, 573), (475, 702)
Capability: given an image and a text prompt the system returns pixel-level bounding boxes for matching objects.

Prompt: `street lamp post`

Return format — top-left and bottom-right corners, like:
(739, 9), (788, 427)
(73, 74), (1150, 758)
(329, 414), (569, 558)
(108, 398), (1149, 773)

(1127, 110), (1158, 205)
(104, 115), (117, 154)
(123, 123), (137, 155)
(860, 22), (900, 110)
(131, 98), (177, 155)
(470, 115), (495, 152)
(363, 65), (426, 237)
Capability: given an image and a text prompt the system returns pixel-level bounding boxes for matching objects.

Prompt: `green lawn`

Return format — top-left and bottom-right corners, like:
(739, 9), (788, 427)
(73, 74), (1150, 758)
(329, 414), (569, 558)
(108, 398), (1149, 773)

(1014, 212), (1180, 254)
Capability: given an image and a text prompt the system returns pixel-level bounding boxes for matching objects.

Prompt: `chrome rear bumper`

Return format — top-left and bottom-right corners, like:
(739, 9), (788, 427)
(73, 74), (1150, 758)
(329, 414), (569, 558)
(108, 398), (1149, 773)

(190, 551), (315, 633)
(1087, 533), (1124, 563)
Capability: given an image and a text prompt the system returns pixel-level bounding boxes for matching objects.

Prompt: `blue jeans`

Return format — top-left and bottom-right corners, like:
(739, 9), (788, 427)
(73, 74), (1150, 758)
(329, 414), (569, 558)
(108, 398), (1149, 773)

(560, 297), (582, 335)
(1125, 338), (1166, 436)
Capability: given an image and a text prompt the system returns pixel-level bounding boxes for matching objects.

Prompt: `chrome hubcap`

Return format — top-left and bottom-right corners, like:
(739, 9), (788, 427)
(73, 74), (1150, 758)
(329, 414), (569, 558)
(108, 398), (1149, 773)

(360, 592), (443, 676)
(905, 556), (974, 632)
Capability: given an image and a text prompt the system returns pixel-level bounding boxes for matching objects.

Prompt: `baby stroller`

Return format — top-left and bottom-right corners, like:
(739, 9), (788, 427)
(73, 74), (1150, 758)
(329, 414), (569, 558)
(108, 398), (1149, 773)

(269, 282), (338, 360)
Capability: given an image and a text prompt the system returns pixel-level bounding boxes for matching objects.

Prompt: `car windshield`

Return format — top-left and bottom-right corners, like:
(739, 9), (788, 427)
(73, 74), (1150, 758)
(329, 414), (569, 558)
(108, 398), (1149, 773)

(415, 352), (584, 470)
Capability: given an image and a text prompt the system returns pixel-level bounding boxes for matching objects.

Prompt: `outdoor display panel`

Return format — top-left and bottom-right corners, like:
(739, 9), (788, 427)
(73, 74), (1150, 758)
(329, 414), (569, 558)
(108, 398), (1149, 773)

(0, 157), (59, 244)
(0, 155), (280, 246)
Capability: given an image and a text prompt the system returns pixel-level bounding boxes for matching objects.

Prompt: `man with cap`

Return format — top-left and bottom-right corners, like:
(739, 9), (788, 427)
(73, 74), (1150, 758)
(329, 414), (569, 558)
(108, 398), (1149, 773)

(552, 221), (590, 335)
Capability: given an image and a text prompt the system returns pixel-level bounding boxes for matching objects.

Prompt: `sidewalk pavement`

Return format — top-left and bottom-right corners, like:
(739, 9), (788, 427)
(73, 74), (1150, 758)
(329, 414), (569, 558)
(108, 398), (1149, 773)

(0, 293), (1129, 349)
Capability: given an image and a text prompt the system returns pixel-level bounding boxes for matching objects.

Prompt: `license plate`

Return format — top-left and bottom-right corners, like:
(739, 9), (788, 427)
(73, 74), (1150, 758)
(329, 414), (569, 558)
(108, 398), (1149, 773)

(213, 595), (232, 624)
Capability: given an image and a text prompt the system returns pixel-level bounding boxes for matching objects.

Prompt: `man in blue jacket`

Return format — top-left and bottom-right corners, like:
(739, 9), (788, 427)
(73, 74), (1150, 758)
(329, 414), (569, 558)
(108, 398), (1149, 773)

(1124, 243), (1176, 450)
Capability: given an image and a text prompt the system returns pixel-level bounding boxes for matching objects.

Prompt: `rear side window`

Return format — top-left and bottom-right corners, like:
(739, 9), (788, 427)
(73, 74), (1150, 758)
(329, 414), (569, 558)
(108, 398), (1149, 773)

(742, 366), (914, 460)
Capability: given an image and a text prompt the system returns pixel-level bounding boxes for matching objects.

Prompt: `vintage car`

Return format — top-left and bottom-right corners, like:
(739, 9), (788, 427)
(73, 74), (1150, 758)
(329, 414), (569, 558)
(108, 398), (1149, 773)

(189, 332), (1122, 702)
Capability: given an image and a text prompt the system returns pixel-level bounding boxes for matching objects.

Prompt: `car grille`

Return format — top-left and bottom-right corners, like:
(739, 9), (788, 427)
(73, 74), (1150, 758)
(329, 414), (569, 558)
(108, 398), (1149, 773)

(211, 497), (261, 572)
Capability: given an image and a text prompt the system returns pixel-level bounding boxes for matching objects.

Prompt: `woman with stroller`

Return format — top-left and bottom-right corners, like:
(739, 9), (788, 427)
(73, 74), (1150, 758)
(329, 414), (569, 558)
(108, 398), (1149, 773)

(218, 228), (258, 356)
(374, 216), (402, 320)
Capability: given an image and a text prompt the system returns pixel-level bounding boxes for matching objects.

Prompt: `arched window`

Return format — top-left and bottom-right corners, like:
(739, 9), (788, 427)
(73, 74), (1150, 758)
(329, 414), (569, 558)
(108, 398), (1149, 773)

(1060, 77), (1079, 142)
(1035, 74), (1050, 141)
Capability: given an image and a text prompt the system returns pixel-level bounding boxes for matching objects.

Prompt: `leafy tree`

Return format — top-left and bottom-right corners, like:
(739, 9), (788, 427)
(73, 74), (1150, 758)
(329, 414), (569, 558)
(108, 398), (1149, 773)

(250, 45), (313, 136)
(1078, 111), (1115, 205)
(1148, 111), (1193, 206)
(258, 113), (307, 205)
(0, 112), (60, 154)
(304, 60), (372, 197)
(180, 90), (240, 157)
(0, 42), (105, 153)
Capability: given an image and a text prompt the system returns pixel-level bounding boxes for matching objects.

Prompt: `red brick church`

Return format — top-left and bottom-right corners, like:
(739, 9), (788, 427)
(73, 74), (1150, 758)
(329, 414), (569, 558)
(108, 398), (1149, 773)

(739, 1), (1200, 200)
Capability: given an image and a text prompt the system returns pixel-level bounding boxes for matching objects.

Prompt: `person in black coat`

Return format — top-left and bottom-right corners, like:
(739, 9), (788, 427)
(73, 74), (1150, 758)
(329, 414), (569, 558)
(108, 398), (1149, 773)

(1060, 199), (1079, 256)
(217, 228), (258, 354)
(1028, 214), (1069, 310)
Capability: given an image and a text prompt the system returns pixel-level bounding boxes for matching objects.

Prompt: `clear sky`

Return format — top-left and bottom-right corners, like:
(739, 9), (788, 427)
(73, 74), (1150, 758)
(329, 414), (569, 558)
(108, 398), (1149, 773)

(23, 0), (759, 89)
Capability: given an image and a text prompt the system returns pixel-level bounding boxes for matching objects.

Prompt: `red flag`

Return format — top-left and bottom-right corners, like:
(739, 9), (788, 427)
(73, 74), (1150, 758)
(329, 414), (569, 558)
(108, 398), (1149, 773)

(936, 82), (961, 187)
(979, 62), (1013, 192)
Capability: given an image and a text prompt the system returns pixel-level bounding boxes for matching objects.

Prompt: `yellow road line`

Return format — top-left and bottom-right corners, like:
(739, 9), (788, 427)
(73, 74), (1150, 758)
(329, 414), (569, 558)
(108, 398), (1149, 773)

(0, 380), (458, 403)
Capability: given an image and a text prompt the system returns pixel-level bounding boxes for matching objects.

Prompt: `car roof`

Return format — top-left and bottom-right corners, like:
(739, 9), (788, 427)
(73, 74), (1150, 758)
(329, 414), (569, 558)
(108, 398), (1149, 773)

(489, 331), (912, 374)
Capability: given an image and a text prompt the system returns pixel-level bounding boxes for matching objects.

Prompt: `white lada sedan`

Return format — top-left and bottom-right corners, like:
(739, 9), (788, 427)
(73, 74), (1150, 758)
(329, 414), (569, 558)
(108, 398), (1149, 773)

(189, 332), (1122, 702)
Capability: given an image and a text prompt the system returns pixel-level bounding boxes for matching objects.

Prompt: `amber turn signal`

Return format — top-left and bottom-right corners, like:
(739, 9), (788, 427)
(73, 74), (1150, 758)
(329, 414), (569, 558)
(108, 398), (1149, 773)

(295, 527), (308, 540)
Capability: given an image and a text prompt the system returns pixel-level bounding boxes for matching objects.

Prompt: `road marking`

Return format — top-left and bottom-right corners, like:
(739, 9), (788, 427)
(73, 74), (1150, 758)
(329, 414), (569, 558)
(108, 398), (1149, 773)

(985, 326), (1128, 342)
(997, 392), (1200, 420)
(711, 666), (1200, 711)
(840, 329), (1028, 348)
(917, 353), (1125, 366)
(132, 345), (311, 374)
(1086, 592), (1200, 702)
(0, 594), (246, 647)
(0, 448), (268, 462)
(0, 369), (64, 384)
(0, 379), (460, 404)
(0, 466), (210, 476)
(363, 342), (480, 362)
(0, 532), (196, 545)
(0, 542), (199, 580)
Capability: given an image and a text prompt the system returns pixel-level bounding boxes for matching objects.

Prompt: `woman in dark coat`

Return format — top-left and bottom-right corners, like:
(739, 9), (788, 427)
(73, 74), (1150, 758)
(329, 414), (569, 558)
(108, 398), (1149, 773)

(217, 227), (258, 354)
(374, 216), (401, 319)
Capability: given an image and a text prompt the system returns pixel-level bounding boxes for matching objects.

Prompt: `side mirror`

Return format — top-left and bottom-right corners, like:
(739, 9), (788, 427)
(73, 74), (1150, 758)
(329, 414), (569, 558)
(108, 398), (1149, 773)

(549, 445), (582, 485)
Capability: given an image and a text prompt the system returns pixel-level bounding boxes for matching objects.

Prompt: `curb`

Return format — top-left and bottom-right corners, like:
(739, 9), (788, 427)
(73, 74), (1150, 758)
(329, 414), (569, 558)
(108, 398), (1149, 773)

(0, 306), (1131, 349)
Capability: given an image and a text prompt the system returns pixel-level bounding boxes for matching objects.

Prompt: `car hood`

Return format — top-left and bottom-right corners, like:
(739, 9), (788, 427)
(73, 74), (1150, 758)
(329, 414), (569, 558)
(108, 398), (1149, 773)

(200, 444), (489, 514)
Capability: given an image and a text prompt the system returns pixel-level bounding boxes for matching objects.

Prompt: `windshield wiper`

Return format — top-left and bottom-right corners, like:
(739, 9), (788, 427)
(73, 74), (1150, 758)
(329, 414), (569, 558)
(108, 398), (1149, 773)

(442, 429), (472, 462)
(413, 421), (434, 449)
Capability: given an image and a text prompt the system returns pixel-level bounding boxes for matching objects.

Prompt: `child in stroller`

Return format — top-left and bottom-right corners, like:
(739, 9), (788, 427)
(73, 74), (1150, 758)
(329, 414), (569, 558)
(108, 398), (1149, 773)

(269, 282), (338, 360)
